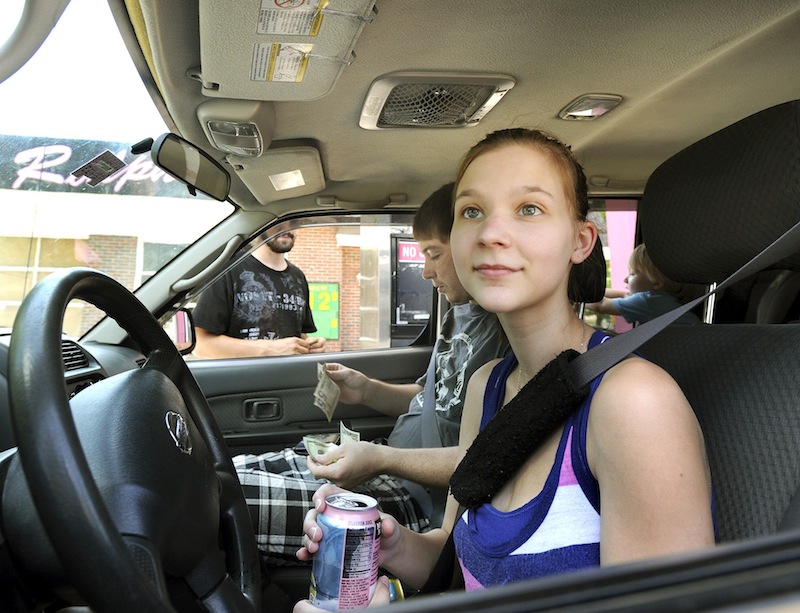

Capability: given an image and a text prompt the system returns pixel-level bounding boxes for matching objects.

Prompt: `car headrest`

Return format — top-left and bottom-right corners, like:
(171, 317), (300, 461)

(569, 238), (607, 304)
(639, 99), (800, 284)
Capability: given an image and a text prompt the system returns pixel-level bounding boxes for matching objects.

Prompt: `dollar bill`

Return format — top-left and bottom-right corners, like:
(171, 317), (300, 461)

(339, 421), (360, 445)
(303, 433), (338, 457)
(302, 423), (360, 459)
(314, 362), (341, 421)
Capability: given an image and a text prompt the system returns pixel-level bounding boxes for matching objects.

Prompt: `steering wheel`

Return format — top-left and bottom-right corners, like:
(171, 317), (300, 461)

(5, 268), (261, 612)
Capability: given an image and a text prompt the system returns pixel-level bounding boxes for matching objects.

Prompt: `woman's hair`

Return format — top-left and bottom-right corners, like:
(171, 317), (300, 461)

(629, 243), (682, 294)
(413, 182), (456, 242)
(453, 128), (590, 222)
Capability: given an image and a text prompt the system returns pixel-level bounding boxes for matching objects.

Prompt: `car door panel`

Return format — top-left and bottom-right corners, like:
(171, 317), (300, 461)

(188, 346), (431, 456)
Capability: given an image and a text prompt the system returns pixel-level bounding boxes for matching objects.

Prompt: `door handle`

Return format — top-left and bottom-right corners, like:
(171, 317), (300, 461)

(243, 398), (282, 422)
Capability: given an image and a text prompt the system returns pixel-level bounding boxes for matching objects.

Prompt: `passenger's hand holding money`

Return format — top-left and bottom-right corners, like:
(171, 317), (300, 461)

(303, 422), (360, 461)
(319, 362), (371, 406)
(307, 438), (392, 493)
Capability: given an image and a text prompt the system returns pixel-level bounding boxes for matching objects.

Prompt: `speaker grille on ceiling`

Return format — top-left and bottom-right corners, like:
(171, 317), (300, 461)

(360, 73), (515, 130)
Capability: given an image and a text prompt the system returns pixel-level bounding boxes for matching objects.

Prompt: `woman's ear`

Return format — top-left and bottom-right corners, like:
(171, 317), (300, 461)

(571, 221), (598, 265)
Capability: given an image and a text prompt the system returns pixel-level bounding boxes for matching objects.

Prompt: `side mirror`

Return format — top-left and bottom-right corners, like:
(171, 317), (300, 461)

(150, 133), (231, 201)
(163, 308), (196, 355)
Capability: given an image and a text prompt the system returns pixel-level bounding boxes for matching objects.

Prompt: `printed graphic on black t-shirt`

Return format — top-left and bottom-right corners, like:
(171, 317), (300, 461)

(192, 255), (317, 340)
(233, 268), (308, 339)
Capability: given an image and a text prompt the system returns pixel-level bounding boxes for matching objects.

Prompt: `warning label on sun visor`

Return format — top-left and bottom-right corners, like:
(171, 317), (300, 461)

(252, 43), (313, 82)
(258, 0), (326, 35)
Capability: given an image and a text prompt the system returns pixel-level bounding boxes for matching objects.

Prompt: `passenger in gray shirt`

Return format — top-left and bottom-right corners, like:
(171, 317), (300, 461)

(234, 183), (508, 563)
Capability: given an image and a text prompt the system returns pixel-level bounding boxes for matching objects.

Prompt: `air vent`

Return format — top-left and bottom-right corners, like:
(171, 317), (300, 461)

(61, 340), (89, 372)
(360, 72), (515, 130)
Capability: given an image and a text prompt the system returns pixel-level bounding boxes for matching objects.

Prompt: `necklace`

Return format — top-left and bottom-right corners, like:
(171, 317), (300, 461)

(578, 322), (588, 350)
(516, 323), (588, 393)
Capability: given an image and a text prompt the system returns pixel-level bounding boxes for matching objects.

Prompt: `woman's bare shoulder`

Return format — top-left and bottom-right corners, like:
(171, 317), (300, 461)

(589, 355), (699, 443)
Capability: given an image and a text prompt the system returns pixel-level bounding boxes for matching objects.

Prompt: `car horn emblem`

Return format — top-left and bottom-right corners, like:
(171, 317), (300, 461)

(165, 411), (193, 455)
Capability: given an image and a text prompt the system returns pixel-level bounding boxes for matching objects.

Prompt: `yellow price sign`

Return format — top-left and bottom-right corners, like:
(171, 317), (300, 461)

(308, 282), (339, 339)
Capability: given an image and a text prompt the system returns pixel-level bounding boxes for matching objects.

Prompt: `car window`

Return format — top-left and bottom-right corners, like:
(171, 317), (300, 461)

(584, 198), (639, 333)
(185, 213), (435, 359)
(0, 1), (23, 48)
(0, 0), (434, 349)
(0, 0), (232, 338)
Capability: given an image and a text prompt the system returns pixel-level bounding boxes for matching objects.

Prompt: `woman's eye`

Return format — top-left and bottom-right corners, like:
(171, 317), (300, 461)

(520, 204), (541, 216)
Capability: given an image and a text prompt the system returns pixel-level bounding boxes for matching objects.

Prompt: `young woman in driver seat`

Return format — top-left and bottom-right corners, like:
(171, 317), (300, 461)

(295, 128), (714, 608)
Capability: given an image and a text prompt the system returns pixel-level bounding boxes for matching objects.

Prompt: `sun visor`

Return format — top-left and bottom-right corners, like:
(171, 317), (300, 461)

(229, 146), (325, 204)
(198, 0), (376, 101)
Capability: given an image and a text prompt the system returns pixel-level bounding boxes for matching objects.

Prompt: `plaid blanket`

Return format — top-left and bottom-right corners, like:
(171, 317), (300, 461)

(234, 449), (431, 565)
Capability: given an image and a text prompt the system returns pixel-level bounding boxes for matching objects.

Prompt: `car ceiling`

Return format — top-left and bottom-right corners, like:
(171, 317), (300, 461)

(117, 0), (800, 214)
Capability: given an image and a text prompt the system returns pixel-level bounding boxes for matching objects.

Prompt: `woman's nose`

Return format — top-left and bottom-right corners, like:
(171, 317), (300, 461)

(476, 212), (511, 247)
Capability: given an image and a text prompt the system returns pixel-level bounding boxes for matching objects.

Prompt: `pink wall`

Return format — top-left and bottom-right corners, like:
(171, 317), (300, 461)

(605, 210), (638, 333)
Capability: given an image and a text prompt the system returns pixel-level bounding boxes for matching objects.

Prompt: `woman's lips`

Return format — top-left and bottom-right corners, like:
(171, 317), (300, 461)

(474, 263), (516, 279)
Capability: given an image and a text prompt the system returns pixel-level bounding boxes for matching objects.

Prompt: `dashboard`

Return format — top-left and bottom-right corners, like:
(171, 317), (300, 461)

(0, 333), (145, 453)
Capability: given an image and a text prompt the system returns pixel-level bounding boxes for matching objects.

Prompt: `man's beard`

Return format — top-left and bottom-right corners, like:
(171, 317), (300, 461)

(267, 233), (295, 253)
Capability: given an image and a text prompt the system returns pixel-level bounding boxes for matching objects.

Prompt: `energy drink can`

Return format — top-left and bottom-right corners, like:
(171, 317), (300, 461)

(309, 493), (381, 611)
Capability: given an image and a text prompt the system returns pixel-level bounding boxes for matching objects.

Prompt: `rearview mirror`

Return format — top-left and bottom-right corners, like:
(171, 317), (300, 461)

(151, 133), (231, 201)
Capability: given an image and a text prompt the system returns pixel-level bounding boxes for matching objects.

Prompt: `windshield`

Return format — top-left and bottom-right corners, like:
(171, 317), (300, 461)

(0, 0), (232, 338)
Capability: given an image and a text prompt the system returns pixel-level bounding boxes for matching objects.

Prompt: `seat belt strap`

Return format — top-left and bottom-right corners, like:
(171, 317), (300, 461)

(420, 348), (443, 447)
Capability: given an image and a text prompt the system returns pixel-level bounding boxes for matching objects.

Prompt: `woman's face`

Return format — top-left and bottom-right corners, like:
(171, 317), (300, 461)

(451, 144), (588, 315)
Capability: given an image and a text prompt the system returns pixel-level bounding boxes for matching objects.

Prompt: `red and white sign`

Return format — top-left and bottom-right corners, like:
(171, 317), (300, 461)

(397, 241), (424, 263)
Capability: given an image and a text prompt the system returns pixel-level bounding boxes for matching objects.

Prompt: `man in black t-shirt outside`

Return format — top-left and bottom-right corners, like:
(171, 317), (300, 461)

(192, 231), (327, 357)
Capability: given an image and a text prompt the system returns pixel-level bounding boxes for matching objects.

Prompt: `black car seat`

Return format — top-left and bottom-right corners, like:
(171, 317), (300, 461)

(756, 269), (800, 323)
(718, 268), (800, 324)
(636, 98), (800, 542)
